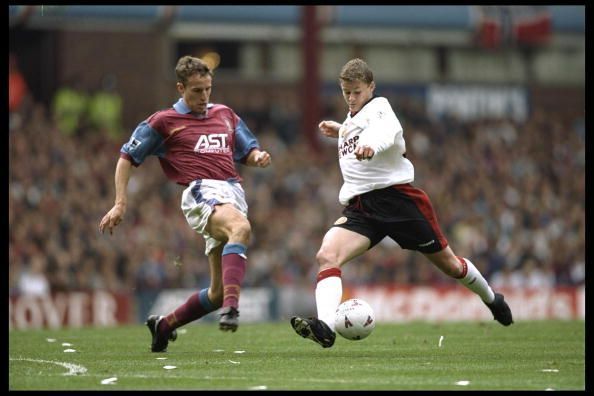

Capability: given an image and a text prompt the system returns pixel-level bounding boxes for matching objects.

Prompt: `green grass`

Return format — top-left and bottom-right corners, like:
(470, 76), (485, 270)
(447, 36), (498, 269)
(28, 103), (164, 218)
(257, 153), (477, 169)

(9, 320), (584, 390)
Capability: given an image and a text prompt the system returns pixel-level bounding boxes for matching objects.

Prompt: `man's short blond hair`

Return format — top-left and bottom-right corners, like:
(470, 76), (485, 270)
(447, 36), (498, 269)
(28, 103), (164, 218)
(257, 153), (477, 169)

(339, 58), (374, 84)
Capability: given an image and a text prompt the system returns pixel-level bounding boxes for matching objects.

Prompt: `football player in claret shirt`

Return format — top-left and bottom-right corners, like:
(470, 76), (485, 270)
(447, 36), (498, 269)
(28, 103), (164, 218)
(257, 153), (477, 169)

(100, 56), (271, 352)
(290, 58), (513, 348)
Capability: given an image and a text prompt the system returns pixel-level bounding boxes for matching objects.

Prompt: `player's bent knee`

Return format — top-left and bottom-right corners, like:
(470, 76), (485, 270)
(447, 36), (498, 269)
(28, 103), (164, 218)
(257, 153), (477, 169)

(231, 220), (251, 243)
(316, 248), (338, 268)
(433, 258), (462, 278)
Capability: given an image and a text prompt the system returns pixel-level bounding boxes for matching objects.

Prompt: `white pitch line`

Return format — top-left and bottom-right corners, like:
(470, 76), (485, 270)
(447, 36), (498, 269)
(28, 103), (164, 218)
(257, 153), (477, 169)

(10, 358), (87, 376)
(74, 372), (417, 386)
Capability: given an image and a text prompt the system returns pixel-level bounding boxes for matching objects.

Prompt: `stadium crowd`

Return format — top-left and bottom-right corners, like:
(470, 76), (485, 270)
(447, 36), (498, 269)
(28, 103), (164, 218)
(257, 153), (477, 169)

(9, 85), (585, 309)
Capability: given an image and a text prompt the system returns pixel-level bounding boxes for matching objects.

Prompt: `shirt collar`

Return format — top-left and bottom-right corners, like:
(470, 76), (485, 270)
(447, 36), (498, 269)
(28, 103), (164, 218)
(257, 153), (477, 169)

(349, 95), (378, 118)
(173, 98), (213, 116)
(173, 98), (191, 114)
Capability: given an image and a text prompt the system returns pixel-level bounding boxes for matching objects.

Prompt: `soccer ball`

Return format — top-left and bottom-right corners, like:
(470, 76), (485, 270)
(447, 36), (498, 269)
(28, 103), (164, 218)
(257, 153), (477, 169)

(334, 298), (375, 340)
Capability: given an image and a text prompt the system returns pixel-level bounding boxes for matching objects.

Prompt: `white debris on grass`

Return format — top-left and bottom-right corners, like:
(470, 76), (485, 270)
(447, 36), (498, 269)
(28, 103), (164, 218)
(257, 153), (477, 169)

(163, 365), (177, 370)
(63, 349), (77, 353)
(455, 380), (470, 386)
(249, 385), (268, 390)
(541, 369), (559, 372)
(155, 357), (168, 360)
(213, 349), (224, 352)
(228, 360), (240, 365)
(100, 377), (118, 385)
(438, 336), (444, 348)
(46, 338), (56, 343)
(62, 343), (72, 346)
(234, 350), (246, 354)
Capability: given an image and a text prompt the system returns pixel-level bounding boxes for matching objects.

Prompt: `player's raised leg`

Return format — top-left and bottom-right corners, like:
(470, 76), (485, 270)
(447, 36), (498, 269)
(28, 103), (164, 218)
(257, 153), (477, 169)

(146, 245), (224, 352)
(423, 246), (513, 326)
(291, 226), (370, 348)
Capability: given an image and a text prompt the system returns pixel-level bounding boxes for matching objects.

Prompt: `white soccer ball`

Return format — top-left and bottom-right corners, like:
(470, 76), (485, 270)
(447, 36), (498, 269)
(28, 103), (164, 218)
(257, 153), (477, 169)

(334, 298), (375, 341)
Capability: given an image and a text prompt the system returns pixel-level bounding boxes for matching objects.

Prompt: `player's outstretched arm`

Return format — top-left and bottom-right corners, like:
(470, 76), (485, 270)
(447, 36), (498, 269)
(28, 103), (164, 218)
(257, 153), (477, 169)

(246, 149), (272, 168)
(99, 157), (132, 235)
(319, 120), (342, 138)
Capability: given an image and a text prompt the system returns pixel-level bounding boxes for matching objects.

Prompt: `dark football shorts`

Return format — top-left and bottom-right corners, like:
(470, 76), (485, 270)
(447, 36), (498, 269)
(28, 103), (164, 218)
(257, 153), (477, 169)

(333, 183), (448, 254)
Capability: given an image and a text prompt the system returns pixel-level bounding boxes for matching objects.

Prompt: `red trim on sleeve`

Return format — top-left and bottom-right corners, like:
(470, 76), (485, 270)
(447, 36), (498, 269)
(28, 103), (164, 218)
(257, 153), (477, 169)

(120, 152), (139, 167)
(316, 267), (342, 283)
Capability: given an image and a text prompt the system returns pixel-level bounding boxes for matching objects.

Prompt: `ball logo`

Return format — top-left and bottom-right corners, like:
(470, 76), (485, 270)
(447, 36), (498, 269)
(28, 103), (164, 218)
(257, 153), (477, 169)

(344, 316), (353, 328)
(363, 316), (373, 327)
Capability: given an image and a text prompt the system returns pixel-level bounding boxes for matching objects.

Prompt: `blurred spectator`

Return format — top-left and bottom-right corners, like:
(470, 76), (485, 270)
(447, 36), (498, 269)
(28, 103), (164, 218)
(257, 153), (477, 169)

(489, 264), (524, 290)
(87, 73), (123, 141)
(517, 257), (555, 288)
(135, 247), (168, 322)
(569, 256), (585, 286)
(9, 52), (30, 131)
(17, 255), (50, 296)
(9, 53), (28, 113)
(52, 77), (89, 136)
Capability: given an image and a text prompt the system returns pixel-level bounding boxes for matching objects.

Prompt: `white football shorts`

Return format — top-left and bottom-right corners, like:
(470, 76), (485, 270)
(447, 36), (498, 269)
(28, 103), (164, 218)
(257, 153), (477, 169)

(181, 178), (248, 255)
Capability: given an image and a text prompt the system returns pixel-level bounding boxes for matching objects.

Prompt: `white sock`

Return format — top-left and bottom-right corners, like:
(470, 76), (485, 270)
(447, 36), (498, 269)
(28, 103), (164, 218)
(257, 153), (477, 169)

(456, 256), (495, 304)
(315, 268), (343, 332)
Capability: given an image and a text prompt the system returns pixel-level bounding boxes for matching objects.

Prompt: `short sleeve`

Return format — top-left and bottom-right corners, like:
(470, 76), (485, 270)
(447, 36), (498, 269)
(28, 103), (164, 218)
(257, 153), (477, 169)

(120, 121), (166, 166)
(233, 118), (259, 163)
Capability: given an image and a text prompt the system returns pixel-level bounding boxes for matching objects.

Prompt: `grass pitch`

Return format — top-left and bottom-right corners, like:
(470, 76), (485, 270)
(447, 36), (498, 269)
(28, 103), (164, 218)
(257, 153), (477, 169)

(9, 319), (584, 390)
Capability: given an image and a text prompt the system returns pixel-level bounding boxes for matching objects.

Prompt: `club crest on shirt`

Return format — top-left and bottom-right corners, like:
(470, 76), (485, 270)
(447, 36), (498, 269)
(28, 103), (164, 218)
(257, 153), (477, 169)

(224, 118), (233, 133)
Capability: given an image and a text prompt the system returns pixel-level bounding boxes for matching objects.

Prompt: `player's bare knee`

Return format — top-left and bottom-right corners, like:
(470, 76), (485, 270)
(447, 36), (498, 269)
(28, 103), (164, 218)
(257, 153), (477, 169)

(425, 249), (462, 278)
(230, 220), (251, 244)
(316, 247), (338, 268)
(437, 259), (463, 278)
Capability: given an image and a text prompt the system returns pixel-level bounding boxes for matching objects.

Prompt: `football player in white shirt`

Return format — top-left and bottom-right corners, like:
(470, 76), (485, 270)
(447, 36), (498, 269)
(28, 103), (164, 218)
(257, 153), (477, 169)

(291, 58), (512, 348)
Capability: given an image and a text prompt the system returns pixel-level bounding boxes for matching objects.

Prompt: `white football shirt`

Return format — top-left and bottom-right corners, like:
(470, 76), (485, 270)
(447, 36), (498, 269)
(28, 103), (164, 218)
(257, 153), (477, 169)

(337, 96), (414, 205)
